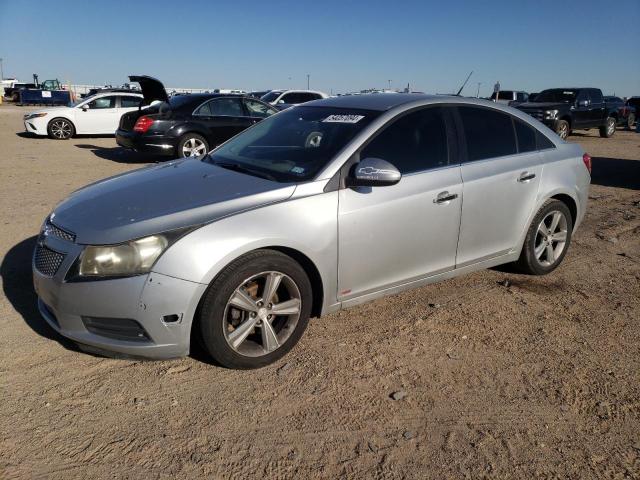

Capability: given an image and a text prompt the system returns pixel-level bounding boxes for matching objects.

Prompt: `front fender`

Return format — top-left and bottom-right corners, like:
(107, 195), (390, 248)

(152, 188), (340, 313)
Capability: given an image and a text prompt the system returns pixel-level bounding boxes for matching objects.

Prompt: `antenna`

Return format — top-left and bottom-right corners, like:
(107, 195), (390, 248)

(456, 71), (473, 96)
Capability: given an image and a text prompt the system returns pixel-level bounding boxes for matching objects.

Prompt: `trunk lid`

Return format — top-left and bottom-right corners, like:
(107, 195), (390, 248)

(129, 75), (169, 104)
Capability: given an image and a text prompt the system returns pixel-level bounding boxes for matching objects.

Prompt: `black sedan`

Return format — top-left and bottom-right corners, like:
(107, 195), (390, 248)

(116, 77), (278, 158)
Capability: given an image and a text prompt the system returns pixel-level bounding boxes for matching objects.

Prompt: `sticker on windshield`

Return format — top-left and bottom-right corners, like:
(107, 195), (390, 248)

(290, 166), (305, 174)
(322, 114), (365, 123)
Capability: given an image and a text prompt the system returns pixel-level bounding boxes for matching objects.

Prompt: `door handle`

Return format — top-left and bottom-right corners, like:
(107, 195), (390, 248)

(434, 191), (458, 204)
(518, 172), (536, 182)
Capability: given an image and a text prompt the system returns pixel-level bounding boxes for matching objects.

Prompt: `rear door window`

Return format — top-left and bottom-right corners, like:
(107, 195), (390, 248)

(197, 98), (244, 116)
(514, 119), (537, 153)
(589, 89), (604, 104)
(361, 107), (449, 174)
(457, 106), (517, 161)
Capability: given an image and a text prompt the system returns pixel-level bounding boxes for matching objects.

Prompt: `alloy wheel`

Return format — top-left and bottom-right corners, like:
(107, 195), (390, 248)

(50, 120), (72, 139)
(223, 271), (302, 357)
(181, 137), (207, 157)
(558, 123), (569, 140)
(534, 210), (568, 267)
(607, 118), (615, 136)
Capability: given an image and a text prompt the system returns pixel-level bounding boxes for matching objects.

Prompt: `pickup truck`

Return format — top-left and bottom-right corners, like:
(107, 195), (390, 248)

(3, 83), (37, 102)
(516, 88), (617, 139)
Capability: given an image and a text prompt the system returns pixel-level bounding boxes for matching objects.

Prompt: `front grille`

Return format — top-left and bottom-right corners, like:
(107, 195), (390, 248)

(34, 245), (66, 277)
(82, 317), (151, 343)
(44, 218), (75, 243)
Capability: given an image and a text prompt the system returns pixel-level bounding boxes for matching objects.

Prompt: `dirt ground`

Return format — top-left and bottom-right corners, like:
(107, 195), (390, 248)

(0, 104), (638, 480)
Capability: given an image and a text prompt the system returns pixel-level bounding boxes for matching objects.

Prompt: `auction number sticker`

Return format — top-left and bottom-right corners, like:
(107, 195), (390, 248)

(41, 91), (52, 98)
(322, 114), (365, 123)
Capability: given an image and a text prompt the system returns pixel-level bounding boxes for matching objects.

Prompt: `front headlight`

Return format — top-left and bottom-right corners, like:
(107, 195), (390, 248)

(544, 109), (559, 120)
(78, 235), (169, 277)
(24, 113), (48, 120)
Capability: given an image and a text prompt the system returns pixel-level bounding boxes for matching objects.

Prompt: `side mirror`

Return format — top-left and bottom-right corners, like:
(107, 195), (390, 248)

(277, 99), (286, 104)
(81, 105), (89, 111)
(578, 100), (589, 107)
(348, 158), (401, 187)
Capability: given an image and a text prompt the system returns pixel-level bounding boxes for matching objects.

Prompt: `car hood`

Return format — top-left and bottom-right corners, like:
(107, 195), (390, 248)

(129, 75), (169, 104)
(51, 158), (295, 245)
(517, 102), (569, 110)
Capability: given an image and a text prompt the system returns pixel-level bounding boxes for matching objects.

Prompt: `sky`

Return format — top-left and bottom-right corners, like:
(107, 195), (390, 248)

(1, 0), (639, 98)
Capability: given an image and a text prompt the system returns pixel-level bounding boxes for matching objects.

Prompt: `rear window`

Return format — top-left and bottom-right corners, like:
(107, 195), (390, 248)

(458, 106), (517, 162)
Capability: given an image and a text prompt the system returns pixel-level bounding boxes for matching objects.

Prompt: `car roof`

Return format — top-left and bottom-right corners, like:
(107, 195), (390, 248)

(305, 93), (445, 111)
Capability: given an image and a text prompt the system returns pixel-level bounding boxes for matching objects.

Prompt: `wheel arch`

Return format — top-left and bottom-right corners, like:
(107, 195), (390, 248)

(47, 115), (76, 130)
(550, 193), (577, 227)
(189, 245), (326, 352)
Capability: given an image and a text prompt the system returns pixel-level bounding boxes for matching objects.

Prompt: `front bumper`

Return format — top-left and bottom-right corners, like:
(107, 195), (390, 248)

(32, 233), (207, 359)
(24, 118), (47, 136)
(116, 129), (177, 156)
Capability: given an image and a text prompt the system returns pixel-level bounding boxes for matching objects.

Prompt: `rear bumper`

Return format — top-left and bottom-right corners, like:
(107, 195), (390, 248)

(116, 129), (177, 156)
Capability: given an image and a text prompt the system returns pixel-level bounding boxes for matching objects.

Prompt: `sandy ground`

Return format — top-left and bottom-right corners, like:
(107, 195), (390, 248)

(0, 104), (638, 479)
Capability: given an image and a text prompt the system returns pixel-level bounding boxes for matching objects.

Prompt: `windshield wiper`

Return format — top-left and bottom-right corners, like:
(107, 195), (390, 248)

(213, 161), (277, 182)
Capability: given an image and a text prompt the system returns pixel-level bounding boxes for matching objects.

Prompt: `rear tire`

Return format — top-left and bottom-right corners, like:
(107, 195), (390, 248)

(625, 113), (636, 131)
(198, 250), (312, 369)
(599, 116), (616, 138)
(177, 134), (209, 158)
(515, 199), (573, 275)
(555, 120), (570, 140)
(47, 118), (75, 140)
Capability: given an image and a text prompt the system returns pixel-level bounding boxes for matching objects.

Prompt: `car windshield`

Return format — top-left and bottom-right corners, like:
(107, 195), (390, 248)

(261, 91), (282, 103)
(206, 106), (380, 182)
(534, 89), (578, 103)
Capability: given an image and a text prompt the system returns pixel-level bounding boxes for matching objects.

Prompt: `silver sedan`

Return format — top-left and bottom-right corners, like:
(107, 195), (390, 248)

(33, 94), (590, 368)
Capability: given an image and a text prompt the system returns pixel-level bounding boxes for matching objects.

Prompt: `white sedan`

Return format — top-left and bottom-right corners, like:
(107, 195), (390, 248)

(23, 91), (144, 139)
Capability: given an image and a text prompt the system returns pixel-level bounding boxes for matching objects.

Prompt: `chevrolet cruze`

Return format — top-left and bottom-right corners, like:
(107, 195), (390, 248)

(33, 94), (591, 369)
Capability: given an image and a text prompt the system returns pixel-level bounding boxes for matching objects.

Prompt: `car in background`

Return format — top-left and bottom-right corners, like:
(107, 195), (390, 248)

(625, 97), (640, 127)
(116, 77), (279, 158)
(490, 90), (529, 105)
(517, 88), (617, 139)
(33, 94), (590, 368)
(605, 96), (636, 130)
(23, 91), (145, 139)
(248, 90), (270, 99)
(4, 82), (37, 102)
(261, 89), (329, 110)
(80, 86), (139, 99)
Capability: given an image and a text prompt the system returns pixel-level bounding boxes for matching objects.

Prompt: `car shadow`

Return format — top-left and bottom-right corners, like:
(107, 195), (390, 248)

(1, 236), (79, 352)
(591, 156), (640, 190)
(74, 144), (158, 164)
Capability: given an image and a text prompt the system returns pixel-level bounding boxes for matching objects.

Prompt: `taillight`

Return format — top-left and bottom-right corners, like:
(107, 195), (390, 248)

(582, 153), (592, 175)
(133, 116), (154, 133)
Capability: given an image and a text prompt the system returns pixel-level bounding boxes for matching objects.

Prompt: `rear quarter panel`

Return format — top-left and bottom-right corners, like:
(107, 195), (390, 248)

(514, 142), (589, 254)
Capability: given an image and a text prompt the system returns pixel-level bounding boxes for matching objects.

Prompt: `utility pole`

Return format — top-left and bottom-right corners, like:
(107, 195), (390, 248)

(306, 74), (310, 90)
(387, 79), (392, 90)
(476, 82), (482, 98)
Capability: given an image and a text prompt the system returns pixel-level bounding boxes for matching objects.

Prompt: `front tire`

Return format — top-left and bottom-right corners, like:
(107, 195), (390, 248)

(198, 250), (313, 369)
(177, 133), (209, 158)
(599, 116), (616, 138)
(47, 118), (75, 139)
(555, 120), (570, 140)
(515, 200), (573, 275)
